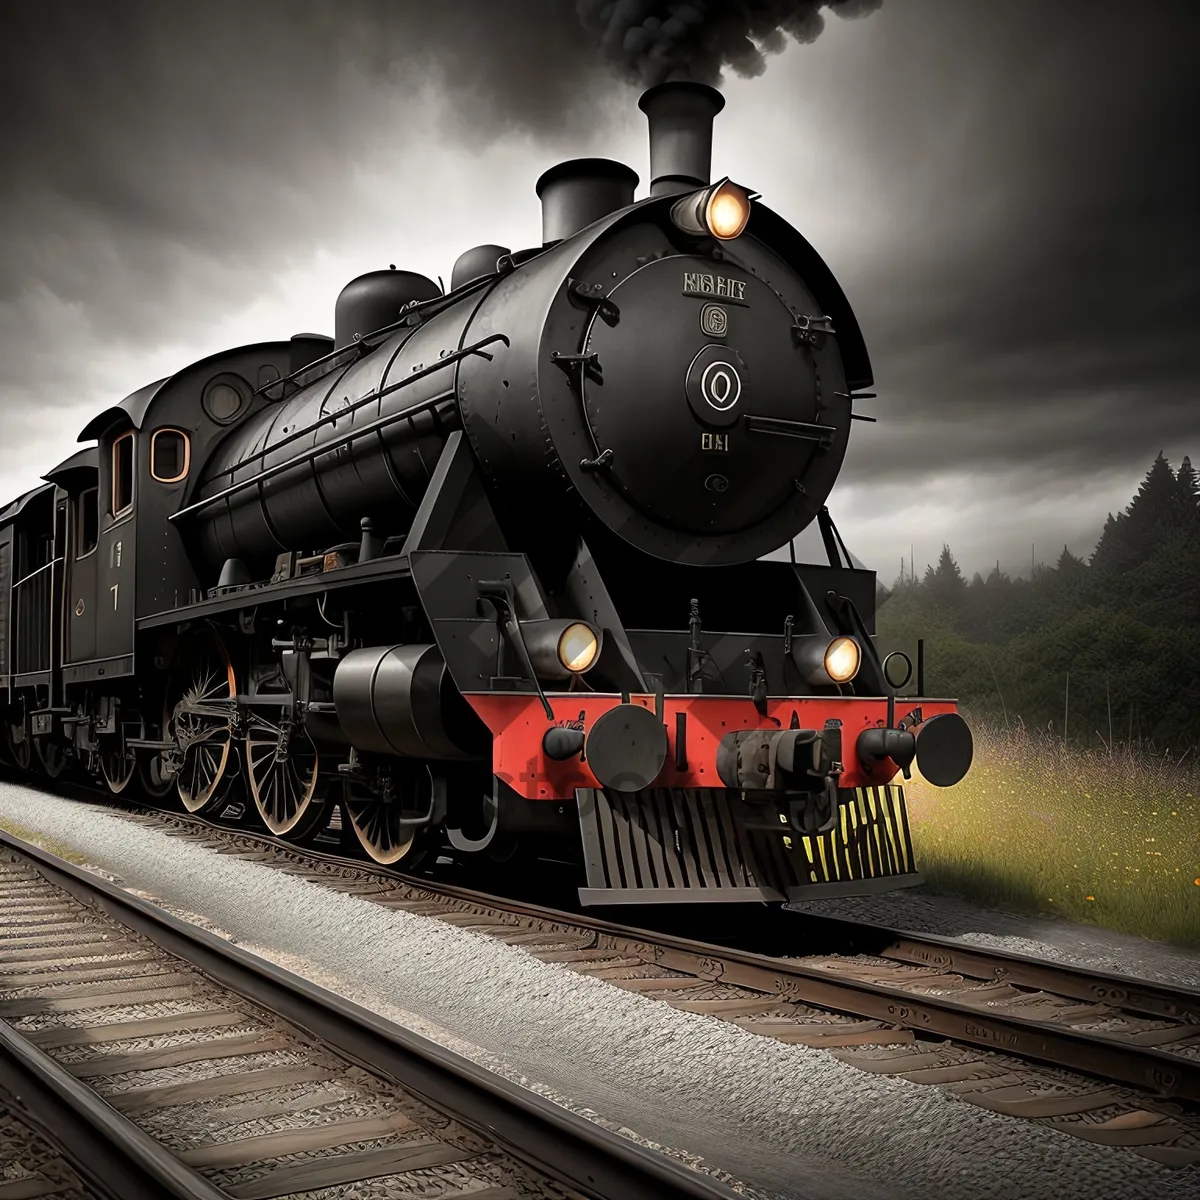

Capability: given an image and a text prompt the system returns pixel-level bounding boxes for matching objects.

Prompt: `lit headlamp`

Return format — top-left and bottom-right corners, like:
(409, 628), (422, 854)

(523, 618), (602, 680)
(557, 622), (600, 674)
(791, 634), (862, 687)
(823, 636), (861, 683)
(670, 177), (752, 241)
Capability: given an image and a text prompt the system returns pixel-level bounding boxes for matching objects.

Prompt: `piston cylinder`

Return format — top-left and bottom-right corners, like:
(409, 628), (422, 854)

(333, 644), (485, 759)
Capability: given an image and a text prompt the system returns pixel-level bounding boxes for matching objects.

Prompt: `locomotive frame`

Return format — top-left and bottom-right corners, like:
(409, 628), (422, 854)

(0, 81), (972, 904)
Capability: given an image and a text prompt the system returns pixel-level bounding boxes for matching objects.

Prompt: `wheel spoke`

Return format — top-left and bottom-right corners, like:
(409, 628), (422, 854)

(246, 705), (319, 836)
(185, 748), (198, 803)
(200, 744), (219, 794)
(345, 782), (424, 867)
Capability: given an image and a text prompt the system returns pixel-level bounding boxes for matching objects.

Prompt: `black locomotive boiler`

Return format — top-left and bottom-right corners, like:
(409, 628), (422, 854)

(0, 82), (972, 902)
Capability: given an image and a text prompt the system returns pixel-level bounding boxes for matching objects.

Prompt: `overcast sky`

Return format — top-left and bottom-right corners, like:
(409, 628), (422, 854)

(0, 1), (1195, 582)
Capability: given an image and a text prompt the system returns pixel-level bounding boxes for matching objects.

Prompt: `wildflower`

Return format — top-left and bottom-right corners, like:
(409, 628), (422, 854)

(1086, 896), (1094, 901)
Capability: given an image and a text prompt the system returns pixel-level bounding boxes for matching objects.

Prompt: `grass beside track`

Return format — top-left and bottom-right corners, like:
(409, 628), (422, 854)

(0, 814), (96, 871)
(905, 723), (1200, 946)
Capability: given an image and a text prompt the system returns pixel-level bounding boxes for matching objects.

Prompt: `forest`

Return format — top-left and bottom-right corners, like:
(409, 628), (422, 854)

(875, 452), (1200, 751)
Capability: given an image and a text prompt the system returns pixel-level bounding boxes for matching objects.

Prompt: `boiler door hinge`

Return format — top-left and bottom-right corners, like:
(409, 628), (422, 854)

(792, 314), (836, 348)
(551, 349), (603, 385)
(567, 279), (620, 326)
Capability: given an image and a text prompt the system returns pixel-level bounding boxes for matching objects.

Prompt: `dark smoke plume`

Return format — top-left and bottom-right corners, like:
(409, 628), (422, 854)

(575, 0), (882, 85)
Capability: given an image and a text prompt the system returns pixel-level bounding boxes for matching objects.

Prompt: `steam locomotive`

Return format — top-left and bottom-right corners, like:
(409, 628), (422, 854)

(0, 82), (972, 903)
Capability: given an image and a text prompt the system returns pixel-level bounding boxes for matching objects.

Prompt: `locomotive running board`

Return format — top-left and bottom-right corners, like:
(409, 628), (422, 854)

(575, 785), (921, 905)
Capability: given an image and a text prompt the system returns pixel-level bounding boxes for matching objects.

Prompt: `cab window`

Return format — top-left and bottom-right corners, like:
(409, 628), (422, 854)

(75, 488), (98, 558)
(112, 432), (134, 516)
(151, 429), (190, 483)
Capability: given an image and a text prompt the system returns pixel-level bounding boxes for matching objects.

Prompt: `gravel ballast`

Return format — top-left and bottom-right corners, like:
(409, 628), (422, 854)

(0, 784), (1193, 1200)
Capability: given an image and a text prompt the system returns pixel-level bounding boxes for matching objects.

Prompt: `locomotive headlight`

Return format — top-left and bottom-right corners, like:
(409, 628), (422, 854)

(824, 637), (861, 684)
(558, 622), (599, 674)
(790, 633), (860, 687)
(670, 177), (752, 241)
(523, 618), (603, 680)
(705, 180), (751, 240)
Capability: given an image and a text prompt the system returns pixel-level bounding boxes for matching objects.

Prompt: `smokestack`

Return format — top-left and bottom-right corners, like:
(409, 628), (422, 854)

(638, 81), (726, 198)
(535, 158), (639, 245)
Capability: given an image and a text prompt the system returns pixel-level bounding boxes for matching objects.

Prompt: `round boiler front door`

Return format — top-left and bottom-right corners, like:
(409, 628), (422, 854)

(581, 254), (825, 537)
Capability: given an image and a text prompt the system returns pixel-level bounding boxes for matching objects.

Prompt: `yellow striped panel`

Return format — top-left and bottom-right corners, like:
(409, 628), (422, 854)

(793, 783), (918, 885)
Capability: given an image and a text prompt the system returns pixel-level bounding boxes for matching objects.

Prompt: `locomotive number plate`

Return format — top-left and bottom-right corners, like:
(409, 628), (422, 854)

(701, 432), (729, 452)
(682, 271), (748, 304)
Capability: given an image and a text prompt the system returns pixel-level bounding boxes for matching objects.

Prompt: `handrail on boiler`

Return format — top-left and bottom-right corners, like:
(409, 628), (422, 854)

(170, 334), (509, 524)
(206, 334), (510, 483)
(250, 272), (501, 402)
(171, 390), (450, 523)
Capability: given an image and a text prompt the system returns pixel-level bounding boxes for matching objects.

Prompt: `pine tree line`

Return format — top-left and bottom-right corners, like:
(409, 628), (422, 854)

(877, 453), (1200, 749)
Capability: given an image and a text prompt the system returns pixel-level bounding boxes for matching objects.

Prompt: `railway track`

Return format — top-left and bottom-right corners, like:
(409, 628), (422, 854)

(0, 1088), (101, 1199)
(0, 824), (742, 1200)
(4, 776), (1200, 1184)
(84, 795), (1200, 1175)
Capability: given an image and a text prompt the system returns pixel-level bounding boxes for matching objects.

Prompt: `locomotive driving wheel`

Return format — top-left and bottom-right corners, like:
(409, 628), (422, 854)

(342, 768), (436, 867)
(165, 627), (237, 814)
(244, 705), (326, 838)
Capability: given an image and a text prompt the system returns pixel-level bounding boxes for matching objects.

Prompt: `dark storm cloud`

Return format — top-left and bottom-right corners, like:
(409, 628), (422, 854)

(0, 0), (598, 351)
(0, 0), (880, 435)
(0, 0), (873, 412)
(575, 0), (880, 85)
(827, 0), (1200, 492)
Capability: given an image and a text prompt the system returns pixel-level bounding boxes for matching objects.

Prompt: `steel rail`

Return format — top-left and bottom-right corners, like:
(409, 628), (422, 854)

(827, 920), (1200, 1026)
(154, 814), (1200, 1100)
(0, 1017), (227, 1200)
(0, 825), (739, 1200)
(411, 876), (1200, 1027)
(614, 930), (1200, 1101)
(397, 878), (1200, 1101)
